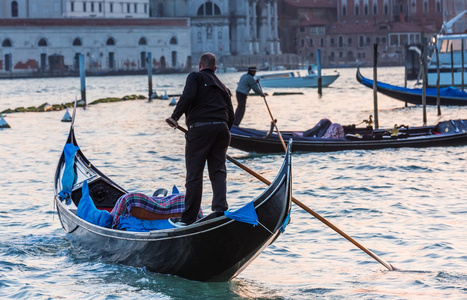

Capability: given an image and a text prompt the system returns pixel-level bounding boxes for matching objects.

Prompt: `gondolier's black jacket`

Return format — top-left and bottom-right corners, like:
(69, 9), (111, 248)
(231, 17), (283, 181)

(171, 68), (235, 129)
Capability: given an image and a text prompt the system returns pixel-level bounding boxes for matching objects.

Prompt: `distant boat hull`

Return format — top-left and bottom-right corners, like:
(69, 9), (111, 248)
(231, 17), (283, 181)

(230, 122), (467, 153)
(257, 72), (339, 88)
(356, 68), (467, 106)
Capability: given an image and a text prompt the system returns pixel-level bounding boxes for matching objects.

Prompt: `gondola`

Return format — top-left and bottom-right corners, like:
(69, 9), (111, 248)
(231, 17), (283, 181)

(356, 68), (467, 106)
(54, 109), (292, 282)
(229, 118), (467, 153)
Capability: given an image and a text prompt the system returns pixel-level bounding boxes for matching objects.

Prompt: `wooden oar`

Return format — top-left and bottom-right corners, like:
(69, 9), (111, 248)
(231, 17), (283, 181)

(258, 83), (395, 271)
(170, 122), (395, 271)
(257, 81), (288, 151)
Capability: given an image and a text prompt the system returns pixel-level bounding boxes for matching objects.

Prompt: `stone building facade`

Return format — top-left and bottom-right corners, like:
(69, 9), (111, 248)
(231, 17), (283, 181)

(149, 0), (281, 59)
(279, 0), (446, 67)
(0, 0), (190, 76)
(0, 0), (150, 18)
(0, 0), (284, 75)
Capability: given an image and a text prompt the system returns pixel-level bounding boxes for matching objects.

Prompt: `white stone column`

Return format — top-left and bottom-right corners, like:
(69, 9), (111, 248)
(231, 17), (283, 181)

(252, 0), (259, 53)
(267, 1), (272, 40)
(246, 0), (253, 54)
(273, 0), (281, 54)
(266, 0), (273, 55)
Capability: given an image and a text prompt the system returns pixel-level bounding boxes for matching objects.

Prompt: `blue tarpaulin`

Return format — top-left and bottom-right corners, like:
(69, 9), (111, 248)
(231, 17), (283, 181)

(117, 215), (174, 231)
(77, 180), (112, 227)
(58, 143), (80, 200)
(224, 201), (258, 226)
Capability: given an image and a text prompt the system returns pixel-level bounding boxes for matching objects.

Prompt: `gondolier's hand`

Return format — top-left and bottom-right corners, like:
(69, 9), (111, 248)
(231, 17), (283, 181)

(166, 117), (178, 129)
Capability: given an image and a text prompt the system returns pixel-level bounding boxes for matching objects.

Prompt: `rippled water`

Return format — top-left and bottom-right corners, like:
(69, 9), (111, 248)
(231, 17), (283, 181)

(1, 67), (467, 299)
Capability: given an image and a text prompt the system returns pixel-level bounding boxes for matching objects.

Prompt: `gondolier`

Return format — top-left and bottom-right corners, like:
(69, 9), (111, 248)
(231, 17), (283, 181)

(234, 66), (265, 126)
(166, 52), (235, 226)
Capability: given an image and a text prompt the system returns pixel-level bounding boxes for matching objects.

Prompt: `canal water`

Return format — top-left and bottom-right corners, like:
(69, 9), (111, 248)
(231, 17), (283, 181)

(1, 67), (466, 299)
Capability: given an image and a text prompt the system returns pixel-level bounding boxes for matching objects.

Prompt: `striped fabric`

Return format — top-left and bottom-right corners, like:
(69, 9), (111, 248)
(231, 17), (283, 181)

(111, 192), (191, 228)
(236, 73), (263, 95)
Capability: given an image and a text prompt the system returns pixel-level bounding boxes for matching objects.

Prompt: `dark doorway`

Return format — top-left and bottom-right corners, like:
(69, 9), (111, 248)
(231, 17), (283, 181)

(140, 51), (146, 68)
(4, 54), (11, 71)
(108, 52), (115, 69)
(40, 53), (47, 72)
(171, 51), (177, 68)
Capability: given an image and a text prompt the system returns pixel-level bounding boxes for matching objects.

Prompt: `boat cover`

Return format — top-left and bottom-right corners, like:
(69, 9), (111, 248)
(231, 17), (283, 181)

(110, 191), (189, 228)
(224, 201), (259, 226)
(77, 180), (112, 227)
(437, 119), (467, 133)
(116, 216), (174, 231)
(58, 143), (80, 201)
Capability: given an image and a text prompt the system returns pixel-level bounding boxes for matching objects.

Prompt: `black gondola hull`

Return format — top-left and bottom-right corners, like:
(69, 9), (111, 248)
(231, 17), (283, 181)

(54, 126), (292, 281)
(230, 126), (467, 153)
(356, 68), (467, 106)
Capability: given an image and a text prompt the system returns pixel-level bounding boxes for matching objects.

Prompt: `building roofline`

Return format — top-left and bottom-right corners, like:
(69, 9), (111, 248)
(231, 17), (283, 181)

(0, 18), (189, 27)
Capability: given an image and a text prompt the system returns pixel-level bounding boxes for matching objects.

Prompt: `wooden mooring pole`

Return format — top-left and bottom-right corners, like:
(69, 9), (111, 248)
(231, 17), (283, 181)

(435, 43), (442, 116)
(317, 49), (322, 96)
(147, 52), (153, 102)
(422, 38), (427, 126)
(79, 54), (86, 106)
(373, 44), (379, 129)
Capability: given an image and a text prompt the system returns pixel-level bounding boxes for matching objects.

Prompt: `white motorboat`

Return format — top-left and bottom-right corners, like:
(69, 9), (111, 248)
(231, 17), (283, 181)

(256, 70), (339, 88)
(427, 10), (467, 87)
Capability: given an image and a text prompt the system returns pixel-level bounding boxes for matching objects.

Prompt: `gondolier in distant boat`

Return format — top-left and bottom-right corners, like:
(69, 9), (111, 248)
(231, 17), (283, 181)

(166, 52), (235, 226)
(234, 66), (265, 126)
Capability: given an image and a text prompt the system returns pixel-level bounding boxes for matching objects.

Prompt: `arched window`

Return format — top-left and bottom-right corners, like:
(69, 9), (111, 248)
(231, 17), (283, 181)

(138, 37), (147, 45)
(355, 4), (359, 15)
(342, 5), (347, 16)
(338, 36), (343, 47)
(423, 0), (428, 13)
(169, 37), (177, 45)
(106, 38), (115, 46)
(2, 39), (12, 47)
(436, 1), (441, 12)
(364, 4), (369, 15)
(384, 4), (389, 15)
(197, 1), (221, 16)
(373, 4), (377, 14)
(38, 38), (47, 47)
(11, 1), (18, 17)
(73, 38), (82, 46)
(348, 37), (352, 45)
(359, 36), (364, 47)
(411, 0), (417, 13)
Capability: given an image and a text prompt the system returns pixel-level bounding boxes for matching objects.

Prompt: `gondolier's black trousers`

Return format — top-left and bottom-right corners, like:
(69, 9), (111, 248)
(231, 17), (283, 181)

(234, 91), (248, 126)
(182, 122), (230, 225)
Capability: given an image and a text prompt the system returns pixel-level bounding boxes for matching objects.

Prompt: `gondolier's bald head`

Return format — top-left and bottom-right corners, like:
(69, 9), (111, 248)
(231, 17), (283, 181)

(199, 52), (217, 71)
